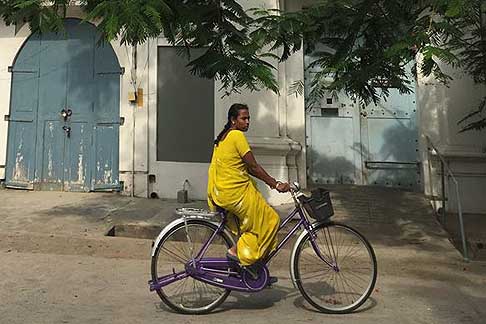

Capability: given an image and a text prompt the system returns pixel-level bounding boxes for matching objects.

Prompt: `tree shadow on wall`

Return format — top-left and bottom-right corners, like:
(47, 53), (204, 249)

(366, 119), (420, 190)
(308, 147), (356, 185)
(310, 119), (419, 190)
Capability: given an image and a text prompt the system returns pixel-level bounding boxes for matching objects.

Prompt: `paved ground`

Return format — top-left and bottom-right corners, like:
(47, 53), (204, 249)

(442, 212), (486, 260)
(0, 186), (485, 323)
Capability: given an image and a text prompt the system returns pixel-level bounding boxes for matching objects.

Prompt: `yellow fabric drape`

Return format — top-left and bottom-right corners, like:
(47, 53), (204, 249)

(207, 130), (280, 266)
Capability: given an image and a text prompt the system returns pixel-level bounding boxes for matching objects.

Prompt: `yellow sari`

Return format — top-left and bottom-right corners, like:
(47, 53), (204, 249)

(207, 130), (280, 266)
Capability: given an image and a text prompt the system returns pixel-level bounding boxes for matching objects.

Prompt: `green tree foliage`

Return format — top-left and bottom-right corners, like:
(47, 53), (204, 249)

(0, 0), (484, 130)
(274, 0), (485, 130)
(0, 0), (70, 33)
(276, 0), (485, 131)
(435, 0), (486, 131)
(274, 1), (483, 104)
(0, 0), (295, 95)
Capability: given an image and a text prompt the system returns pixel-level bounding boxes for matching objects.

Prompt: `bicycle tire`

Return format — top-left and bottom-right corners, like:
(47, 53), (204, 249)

(291, 221), (377, 314)
(151, 219), (233, 314)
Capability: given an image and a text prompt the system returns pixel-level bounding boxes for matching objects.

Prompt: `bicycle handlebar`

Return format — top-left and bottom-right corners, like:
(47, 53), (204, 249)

(289, 182), (300, 192)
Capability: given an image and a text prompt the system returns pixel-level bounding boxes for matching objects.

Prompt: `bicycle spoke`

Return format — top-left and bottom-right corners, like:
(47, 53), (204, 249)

(152, 221), (231, 313)
(341, 246), (366, 263)
(335, 268), (350, 306)
(343, 271), (369, 285)
(333, 224), (340, 262)
(339, 271), (366, 291)
(300, 269), (334, 281)
(160, 246), (189, 264)
(337, 271), (359, 303)
(326, 227), (338, 263)
(295, 223), (376, 313)
(300, 249), (324, 264)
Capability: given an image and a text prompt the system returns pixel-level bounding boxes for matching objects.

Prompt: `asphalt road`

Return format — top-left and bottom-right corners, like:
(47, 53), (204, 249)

(1, 236), (485, 324)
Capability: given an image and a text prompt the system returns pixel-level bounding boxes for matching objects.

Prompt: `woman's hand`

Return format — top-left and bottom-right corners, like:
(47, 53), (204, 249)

(276, 182), (291, 193)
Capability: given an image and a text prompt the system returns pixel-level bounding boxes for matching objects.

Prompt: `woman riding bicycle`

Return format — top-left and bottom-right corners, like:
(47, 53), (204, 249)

(207, 103), (290, 266)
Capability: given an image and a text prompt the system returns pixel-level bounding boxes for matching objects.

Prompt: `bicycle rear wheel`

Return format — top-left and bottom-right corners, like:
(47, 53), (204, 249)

(151, 219), (233, 314)
(291, 222), (377, 314)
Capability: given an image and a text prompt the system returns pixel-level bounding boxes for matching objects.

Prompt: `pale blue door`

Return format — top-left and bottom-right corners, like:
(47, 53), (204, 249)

(6, 18), (121, 191)
(359, 89), (420, 189)
(305, 51), (420, 190)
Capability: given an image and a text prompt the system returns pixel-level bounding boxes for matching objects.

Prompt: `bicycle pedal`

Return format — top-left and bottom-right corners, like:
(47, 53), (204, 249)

(243, 266), (259, 280)
(265, 276), (277, 288)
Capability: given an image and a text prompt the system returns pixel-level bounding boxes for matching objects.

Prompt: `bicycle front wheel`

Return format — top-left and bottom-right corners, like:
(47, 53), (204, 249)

(151, 219), (233, 314)
(291, 222), (377, 314)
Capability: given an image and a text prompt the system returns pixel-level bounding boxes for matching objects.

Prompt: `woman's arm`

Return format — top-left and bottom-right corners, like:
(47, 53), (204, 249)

(242, 151), (290, 192)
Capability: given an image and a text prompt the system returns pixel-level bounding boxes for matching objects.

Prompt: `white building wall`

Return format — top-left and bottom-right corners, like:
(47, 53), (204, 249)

(119, 41), (150, 198)
(147, 0), (306, 205)
(418, 61), (486, 214)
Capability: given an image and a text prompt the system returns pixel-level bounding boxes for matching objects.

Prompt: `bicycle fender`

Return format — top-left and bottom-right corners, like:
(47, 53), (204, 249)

(151, 216), (235, 257)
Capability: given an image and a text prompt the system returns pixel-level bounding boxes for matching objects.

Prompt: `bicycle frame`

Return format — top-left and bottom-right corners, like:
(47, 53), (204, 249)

(149, 190), (336, 293)
(262, 206), (334, 269)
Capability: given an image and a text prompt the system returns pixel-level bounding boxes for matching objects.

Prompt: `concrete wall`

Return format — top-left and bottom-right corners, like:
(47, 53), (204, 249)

(418, 59), (486, 214)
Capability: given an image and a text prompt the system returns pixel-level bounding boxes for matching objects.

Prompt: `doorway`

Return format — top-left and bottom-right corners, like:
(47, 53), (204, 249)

(5, 19), (122, 191)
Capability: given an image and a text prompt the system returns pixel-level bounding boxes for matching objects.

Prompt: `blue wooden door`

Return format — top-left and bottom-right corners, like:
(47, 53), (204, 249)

(5, 18), (121, 191)
(92, 30), (122, 191)
(4, 34), (40, 189)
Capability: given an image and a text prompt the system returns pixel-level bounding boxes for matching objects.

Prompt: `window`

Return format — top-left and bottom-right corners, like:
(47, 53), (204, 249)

(156, 47), (214, 162)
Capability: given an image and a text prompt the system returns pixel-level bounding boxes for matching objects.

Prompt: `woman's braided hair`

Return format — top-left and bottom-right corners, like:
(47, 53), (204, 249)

(214, 103), (249, 145)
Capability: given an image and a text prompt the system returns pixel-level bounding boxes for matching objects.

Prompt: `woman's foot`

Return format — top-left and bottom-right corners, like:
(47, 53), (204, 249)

(228, 245), (236, 254)
(226, 246), (239, 263)
(226, 252), (240, 263)
(227, 246), (237, 257)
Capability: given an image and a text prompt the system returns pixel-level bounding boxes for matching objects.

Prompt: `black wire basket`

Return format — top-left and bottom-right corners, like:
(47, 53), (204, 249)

(300, 188), (334, 221)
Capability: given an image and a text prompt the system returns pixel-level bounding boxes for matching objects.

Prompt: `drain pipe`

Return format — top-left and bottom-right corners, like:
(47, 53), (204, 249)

(131, 44), (138, 197)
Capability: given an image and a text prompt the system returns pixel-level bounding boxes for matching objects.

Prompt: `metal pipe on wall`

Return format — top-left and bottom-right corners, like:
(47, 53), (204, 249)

(131, 44), (138, 197)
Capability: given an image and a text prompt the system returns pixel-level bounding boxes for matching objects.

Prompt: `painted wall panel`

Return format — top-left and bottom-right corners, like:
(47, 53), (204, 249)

(1, 23), (42, 178)
(39, 120), (65, 190)
(365, 118), (416, 162)
(309, 116), (357, 184)
(5, 121), (36, 187)
(9, 72), (38, 119)
(4, 32), (40, 186)
(93, 125), (119, 189)
(95, 74), (120, 122)
(156, 47), (214, 163)
(64, 122), (91, 191)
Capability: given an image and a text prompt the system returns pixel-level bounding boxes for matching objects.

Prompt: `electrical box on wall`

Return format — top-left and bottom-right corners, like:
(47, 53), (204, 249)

(128, 91), (136, 102)
(128, 87), (144, 108)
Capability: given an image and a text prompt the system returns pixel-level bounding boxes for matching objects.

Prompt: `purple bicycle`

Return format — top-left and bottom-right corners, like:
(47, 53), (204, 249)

(149, 183), (377, 314)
